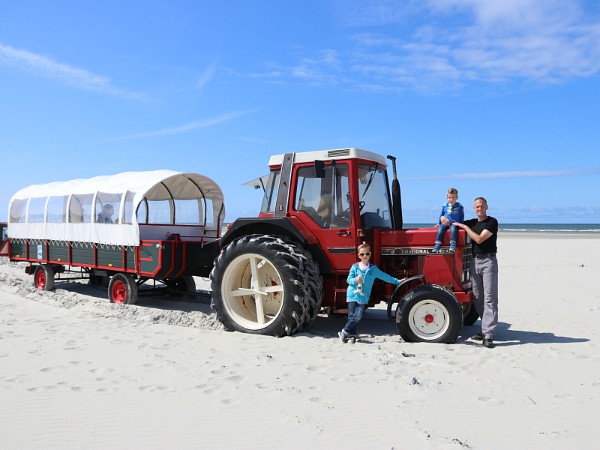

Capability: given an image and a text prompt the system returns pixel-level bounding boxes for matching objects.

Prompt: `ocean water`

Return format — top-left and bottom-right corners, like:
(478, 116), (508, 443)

(498, 223), (600, 233)
(405, 223), (600, 233)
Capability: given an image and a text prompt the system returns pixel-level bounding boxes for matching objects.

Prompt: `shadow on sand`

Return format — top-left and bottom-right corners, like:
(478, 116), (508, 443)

(462, 321), (589, 347)
(54, 280), (591, 346)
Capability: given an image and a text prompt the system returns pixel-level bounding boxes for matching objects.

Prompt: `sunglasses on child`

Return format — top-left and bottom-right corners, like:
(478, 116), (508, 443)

(359, 252), (371, 256)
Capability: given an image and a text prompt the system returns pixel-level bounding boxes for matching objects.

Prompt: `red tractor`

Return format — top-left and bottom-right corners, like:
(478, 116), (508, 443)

(210, 148), (475, 343)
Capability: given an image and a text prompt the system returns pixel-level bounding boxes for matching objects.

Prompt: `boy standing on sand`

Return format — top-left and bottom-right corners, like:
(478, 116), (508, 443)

(433, 188), (464, 252)
(339, 243), (400, 343)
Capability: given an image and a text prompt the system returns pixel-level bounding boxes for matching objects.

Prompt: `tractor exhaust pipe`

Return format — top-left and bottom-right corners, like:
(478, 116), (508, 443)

(387, 155), (403, 230)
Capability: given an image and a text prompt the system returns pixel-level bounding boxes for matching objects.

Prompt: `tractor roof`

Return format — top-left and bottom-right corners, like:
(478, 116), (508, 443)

(268, 148), (388, 167)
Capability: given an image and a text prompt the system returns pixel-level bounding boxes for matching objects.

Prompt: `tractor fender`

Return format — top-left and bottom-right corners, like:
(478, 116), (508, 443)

(386, 274), (425, 320)
(220, 217), (332, 274)
(222, 217), (308, 247)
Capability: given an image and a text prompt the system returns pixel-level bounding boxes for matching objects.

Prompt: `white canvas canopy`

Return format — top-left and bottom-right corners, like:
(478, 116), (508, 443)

(8, 170), (225, 246)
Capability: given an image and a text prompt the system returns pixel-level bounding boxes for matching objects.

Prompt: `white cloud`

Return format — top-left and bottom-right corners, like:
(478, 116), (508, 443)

(0, 43), (145, 99)
(267, 0), (600, 93)
(197, 62), (216, 91)
(105, 110), (256, 142)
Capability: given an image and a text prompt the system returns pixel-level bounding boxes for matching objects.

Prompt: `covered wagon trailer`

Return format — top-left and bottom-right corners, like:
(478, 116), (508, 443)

(4, 170), (225, 304)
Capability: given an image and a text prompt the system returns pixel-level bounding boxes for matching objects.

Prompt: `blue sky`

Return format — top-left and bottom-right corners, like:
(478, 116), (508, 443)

(1, 0), (599, 224)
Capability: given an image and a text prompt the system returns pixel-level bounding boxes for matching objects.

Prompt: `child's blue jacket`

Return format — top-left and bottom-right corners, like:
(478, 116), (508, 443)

(437, 202), (464, 225)
(346, 263), (400, 304)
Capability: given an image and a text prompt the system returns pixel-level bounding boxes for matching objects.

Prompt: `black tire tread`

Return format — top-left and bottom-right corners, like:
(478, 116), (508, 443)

(210, 234), (319, 336)
(108, 273), (138, 305)
(396, 284), (463, 344)
(34, 264), (55, 291)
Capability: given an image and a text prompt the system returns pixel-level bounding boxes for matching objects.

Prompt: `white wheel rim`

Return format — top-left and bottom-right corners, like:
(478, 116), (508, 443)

(221, 253), (284, 330)
(407, 299), (451, 340)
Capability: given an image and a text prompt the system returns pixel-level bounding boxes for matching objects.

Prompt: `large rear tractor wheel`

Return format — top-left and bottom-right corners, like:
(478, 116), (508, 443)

(396, 284), (463, 343)
(108, 273), (138, 305)
(33, 264), (55, 291)
(210, 235), (318, 337)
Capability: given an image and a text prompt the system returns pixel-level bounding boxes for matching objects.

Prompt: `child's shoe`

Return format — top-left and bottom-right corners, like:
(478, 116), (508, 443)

(449, 241), (456, 253)
(338, 329), (348, 343)
(432, 241), (441, 252)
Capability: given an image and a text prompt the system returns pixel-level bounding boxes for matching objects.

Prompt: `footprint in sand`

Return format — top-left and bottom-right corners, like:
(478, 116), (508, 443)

(553, 393), (575, 400)
(89, 367), (114, 375)
(138, 385), (171, 392)
(477, 396), (504, 405)
(27, 382), (82, 392)
(224, 375), (243, 382)
(202, 387), (220, 395)
(3, 374), (29, 384)
(96, 387), (118, 393)
(142, 362), (159, 369)
(57, 381), (83, 391)
(64, 339), (85, 351)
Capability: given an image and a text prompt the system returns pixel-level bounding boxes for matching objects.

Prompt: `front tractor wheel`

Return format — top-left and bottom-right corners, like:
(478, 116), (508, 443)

(108, 273), (138, 305)
(396, 284), (463, 343)
(210, 235), (315, 337)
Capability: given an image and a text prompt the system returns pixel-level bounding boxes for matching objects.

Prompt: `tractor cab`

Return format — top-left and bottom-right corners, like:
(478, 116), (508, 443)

(258, 148), (394, 272)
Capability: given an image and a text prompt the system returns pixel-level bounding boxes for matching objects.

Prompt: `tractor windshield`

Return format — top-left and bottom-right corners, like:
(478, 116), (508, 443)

(358, 164), (392, 229)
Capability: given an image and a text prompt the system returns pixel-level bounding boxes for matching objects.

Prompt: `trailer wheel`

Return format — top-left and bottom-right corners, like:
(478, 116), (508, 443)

(396, 284), (463, 343)
(173, 276), (196, 298)
(108, 273), (138, 305)
(210, 235), (311, 336)
(33, 264), (55, 291)
(462, 302), (479, 326)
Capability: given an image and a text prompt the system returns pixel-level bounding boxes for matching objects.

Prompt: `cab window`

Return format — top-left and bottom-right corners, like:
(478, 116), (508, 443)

(294, 164), (351, 229)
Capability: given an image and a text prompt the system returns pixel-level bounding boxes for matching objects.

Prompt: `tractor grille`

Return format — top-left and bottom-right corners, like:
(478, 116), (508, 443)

(462, 240), (473, 284)
(327, 149), (351, 158)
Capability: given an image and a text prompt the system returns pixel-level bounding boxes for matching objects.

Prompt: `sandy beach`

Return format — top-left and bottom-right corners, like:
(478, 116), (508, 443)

(1, 232), (599, 450)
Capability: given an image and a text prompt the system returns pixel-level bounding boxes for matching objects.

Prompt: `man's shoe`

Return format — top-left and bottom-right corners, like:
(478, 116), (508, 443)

(483, 338), (495, 348)
(471, 333), (484, 341)
(338, 330), (348, 343)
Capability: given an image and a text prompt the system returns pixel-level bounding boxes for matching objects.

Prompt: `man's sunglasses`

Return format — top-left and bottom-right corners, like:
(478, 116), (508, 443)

(359, 252), (371, 256)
